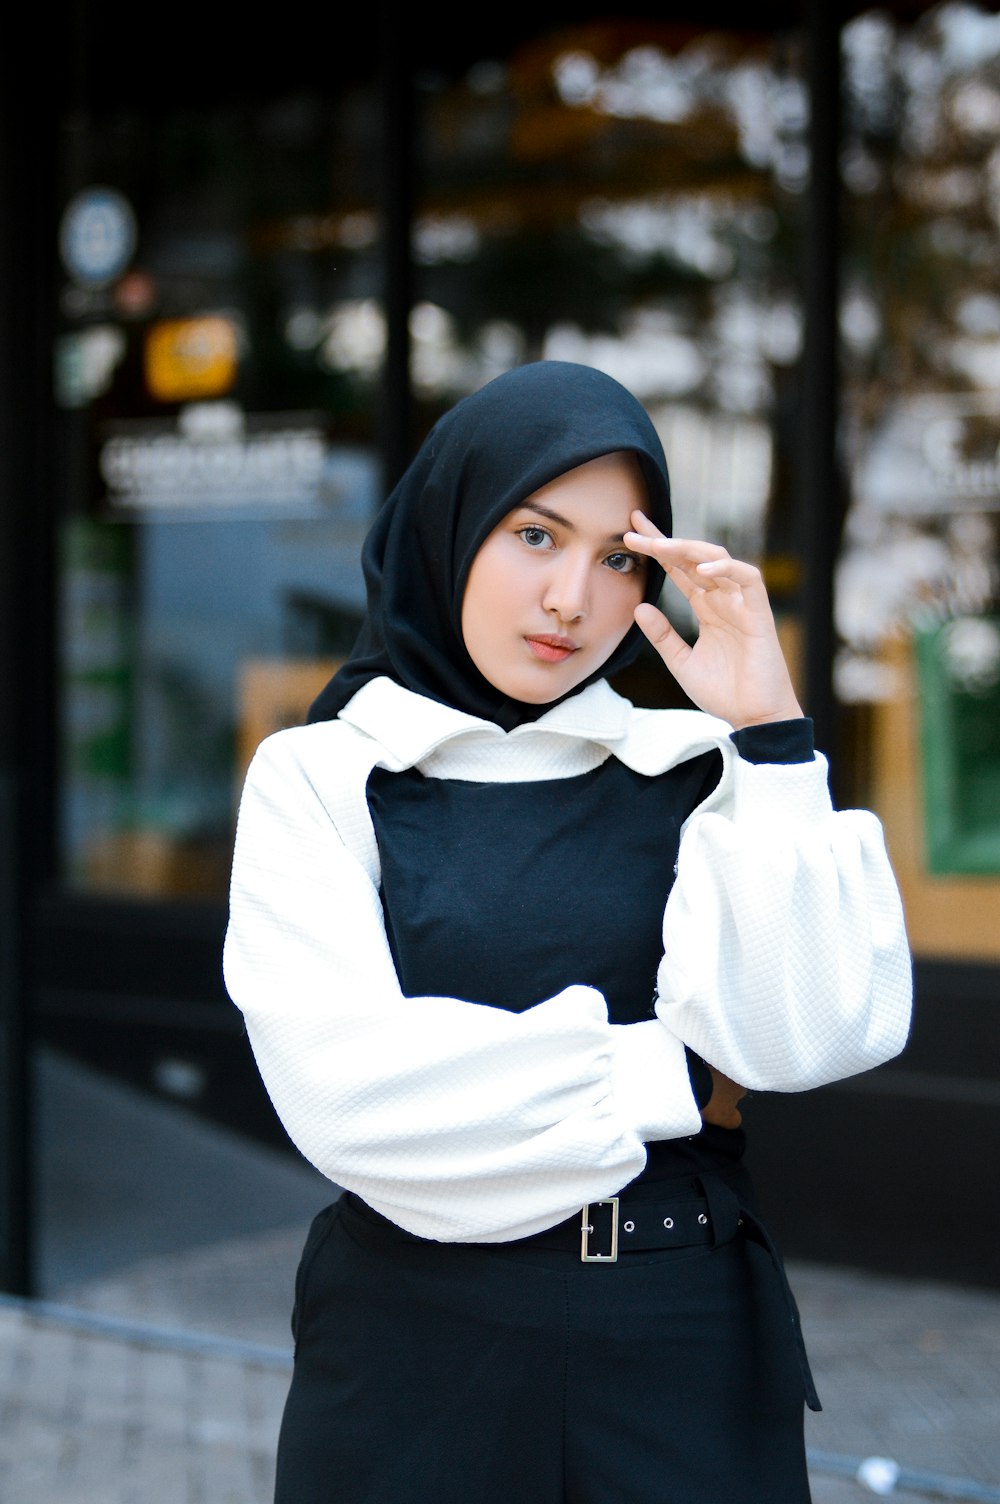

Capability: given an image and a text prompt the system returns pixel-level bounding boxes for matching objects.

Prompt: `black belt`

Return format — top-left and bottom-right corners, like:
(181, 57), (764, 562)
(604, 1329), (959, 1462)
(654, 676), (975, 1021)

(525, 1190), (721, 1260)
(518, 1169), (822, 1413)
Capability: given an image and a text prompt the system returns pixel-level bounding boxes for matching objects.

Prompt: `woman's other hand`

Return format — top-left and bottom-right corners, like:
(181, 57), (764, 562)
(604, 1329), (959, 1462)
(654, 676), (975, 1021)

(700, 1065), (748, 1129)
(624, 515), (803, 730)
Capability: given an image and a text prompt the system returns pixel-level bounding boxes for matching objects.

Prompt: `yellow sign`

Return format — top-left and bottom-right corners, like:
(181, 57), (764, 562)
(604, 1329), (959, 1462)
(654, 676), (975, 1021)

(145, 316), (238, 402)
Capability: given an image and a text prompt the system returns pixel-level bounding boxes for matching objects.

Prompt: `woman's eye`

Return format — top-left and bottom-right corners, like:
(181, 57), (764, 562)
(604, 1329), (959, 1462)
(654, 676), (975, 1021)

(605, 551), (641, 574)
(518, 526), (552, 548)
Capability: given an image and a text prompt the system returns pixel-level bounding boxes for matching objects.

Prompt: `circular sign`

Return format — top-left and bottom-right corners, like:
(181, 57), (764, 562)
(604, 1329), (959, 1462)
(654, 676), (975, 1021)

(59, 186), (138, 289)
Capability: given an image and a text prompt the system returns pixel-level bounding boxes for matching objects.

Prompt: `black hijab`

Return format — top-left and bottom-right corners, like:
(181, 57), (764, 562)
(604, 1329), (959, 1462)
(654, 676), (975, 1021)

(307, 360), (672, 730)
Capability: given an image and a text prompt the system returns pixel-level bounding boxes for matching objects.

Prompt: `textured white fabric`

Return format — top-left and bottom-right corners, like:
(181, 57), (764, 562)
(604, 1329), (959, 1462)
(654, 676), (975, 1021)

(657, 755), (913, 1091)
(223, 676), (912, 1242)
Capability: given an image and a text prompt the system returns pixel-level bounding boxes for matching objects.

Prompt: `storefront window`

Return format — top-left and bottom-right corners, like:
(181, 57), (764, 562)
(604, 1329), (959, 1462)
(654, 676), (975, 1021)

(411, 19), (808, 593)
(387, 20), (812, 728)
(56, 90), (381, 898)
(837, 3), (1000, 960)
(54, 4), (1000, 950)
(410, 6), (1000, 962)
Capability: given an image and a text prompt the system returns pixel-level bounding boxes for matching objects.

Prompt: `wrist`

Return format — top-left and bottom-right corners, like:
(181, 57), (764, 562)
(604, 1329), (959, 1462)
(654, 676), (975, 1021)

(730, 704), (804, 731)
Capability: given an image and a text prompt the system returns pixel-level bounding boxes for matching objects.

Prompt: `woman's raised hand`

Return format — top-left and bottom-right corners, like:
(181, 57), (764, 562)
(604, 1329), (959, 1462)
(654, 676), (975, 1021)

(624, 513), (803, 730)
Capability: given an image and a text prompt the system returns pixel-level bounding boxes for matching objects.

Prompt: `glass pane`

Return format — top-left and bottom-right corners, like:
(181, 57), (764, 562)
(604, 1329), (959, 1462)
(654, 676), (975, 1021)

(837, 3), (1000, 961)
(56, 90), (381, 899)
(411, 19), (808, 700)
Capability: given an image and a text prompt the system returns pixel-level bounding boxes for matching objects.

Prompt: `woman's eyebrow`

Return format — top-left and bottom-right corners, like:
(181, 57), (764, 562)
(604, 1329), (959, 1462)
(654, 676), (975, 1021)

(515, 501), (628, 545)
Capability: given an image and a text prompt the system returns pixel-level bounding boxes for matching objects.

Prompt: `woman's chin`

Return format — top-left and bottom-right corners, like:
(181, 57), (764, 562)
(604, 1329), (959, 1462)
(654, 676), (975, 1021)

(486, 663), (592, 705)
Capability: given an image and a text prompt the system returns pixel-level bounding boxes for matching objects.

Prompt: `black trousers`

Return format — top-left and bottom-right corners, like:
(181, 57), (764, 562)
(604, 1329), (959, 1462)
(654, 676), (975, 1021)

(275, 1180), (814, 1504)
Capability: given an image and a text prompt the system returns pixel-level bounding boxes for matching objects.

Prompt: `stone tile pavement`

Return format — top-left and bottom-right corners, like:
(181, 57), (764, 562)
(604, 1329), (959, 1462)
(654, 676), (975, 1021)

(795, 1260), (1000, 1503)
(0, 1298), (286, 1504)
(0, 1048), (998, 1502)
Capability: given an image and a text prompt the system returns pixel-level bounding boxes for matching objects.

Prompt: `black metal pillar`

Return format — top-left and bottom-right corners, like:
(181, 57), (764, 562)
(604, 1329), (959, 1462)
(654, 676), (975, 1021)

(0, 797), (31, 1298)
(0, 27), (58, 1296)
(799, 0), (846, 787)
(379, 0), (416, 495)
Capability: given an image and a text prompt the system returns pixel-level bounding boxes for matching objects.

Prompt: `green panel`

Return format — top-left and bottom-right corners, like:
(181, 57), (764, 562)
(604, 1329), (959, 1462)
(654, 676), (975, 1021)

(915, 618), (1000, 876)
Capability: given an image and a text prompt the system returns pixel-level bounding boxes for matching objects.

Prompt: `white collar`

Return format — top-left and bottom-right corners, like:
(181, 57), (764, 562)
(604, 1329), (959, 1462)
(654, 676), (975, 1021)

(337, 676), (629, 760)
(337, 675), (736, 781)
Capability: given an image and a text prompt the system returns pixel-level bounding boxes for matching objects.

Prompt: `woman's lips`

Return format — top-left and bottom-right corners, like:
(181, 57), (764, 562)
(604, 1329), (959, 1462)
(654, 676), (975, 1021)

(524, 634), (579, 662)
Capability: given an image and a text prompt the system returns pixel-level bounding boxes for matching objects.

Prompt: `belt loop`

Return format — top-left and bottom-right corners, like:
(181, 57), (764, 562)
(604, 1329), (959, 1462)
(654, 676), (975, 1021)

(696, 1172), (741, 1248)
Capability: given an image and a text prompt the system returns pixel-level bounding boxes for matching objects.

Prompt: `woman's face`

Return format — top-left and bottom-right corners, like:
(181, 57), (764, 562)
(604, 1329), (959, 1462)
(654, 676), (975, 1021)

(460, 450), (650, 705)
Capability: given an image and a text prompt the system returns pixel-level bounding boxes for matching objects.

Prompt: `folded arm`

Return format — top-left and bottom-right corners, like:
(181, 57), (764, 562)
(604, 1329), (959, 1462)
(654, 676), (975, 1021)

(223, 732), (703, 1244)
(655, 747), (913, 1092)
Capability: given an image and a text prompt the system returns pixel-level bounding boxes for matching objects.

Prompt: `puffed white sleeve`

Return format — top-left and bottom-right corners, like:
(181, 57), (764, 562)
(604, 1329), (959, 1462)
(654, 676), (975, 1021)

(653, 749), (912, 1092)
(223, 731), (703, 1244)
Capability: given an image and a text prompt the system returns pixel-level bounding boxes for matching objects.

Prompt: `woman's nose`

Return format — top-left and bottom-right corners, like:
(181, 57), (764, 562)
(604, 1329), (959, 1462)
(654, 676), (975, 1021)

(543, 556), (589, 622)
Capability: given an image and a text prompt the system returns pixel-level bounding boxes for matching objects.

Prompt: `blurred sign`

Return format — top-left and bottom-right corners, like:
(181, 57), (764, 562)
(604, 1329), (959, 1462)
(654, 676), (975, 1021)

(55, 326), (127, 408)
(59, 187), (138, 289)
(145, 316), (239, 402)
(97, 402), (345, 518)
(853, 394), (1000, 515)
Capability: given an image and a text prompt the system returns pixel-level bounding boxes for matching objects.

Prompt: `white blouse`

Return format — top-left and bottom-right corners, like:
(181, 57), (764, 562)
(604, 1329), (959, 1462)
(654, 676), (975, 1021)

(223, 677), (912, 1243)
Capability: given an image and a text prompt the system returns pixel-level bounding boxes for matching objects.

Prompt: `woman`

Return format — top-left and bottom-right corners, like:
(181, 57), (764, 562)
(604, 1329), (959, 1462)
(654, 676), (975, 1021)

(224, 360), (912, 1504)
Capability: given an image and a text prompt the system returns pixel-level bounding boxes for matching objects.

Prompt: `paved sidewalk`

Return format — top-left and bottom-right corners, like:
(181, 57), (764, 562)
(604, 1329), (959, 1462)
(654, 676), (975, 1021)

(796, 1261), (1000, 1502)
(0, 1296), (288, 1504)
(0, 1048), (998, 1503)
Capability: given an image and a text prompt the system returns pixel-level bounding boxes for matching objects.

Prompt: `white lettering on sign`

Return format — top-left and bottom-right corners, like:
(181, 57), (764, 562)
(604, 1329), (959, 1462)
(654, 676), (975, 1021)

(853, 394), (1000, 515)
(921, 415), (1000, 497)
(99, 428), (327, 509)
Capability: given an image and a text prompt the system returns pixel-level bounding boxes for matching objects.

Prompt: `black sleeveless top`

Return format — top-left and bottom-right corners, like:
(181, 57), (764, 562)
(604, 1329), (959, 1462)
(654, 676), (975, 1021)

(367, 748), (746, 1187)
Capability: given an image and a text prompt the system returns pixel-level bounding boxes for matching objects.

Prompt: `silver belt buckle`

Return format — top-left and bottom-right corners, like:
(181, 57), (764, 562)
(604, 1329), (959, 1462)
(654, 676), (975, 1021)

(580, 1197), (619, 1262)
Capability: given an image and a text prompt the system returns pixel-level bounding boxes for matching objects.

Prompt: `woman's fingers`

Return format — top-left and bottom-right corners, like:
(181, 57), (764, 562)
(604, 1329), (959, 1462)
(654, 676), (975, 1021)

(628, 516), (803, 724)
(626, 519), (769, 612)
(627, 523), (756, 581)
(694, 555), (765, 593)
(627, 520), (743, 582)
(700, 1066), (748, 1130)
(633, 601), (691, 675)
(656, 559), (699, 603)
(627, 518), (724, 565)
